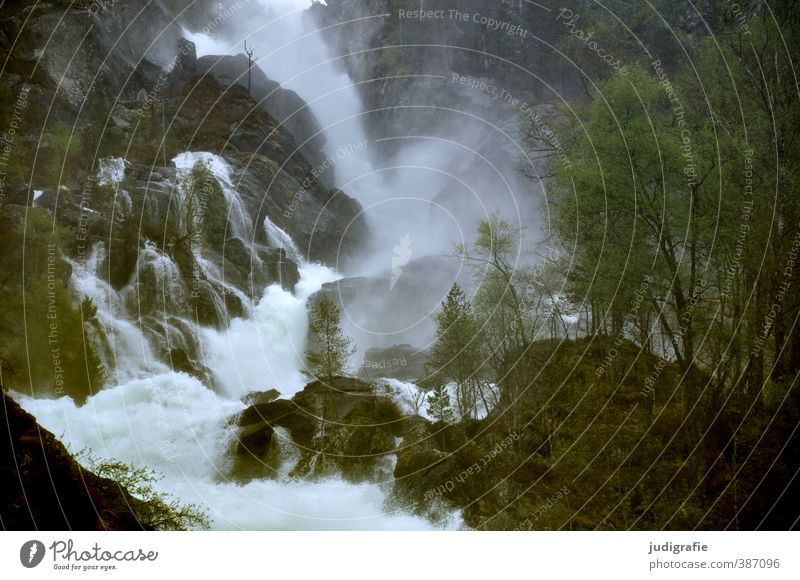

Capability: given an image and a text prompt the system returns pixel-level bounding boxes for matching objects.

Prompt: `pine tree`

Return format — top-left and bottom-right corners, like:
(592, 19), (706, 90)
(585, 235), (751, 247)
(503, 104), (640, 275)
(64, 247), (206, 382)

(426, 384), (455, 423)
(427, 283), (483, 417)
(304, 297), (355, 380)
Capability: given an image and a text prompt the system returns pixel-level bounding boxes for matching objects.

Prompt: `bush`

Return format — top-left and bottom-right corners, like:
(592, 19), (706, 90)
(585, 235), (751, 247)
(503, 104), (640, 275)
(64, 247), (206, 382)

(76, 449), (211, 531)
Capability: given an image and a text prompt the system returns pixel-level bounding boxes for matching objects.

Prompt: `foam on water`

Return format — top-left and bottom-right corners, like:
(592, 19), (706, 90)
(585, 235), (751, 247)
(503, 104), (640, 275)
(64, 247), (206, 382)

(263, 216), (303, 264)
(13, 1), (469, 529)
(67, 244), (168, 381)
(16, 369), (459, 530)
(202, 261), (339, 398)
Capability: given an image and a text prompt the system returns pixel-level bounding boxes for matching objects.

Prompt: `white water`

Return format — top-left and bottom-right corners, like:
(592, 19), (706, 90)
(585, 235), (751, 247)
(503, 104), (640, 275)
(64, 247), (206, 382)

(124, 241), (187, 314)
(17, 254), (460, 529)
(186, 2), (452, 271)
(14, 3), (468, 531)
(19, 207), (454, 530)
(67, 244), (169, 382)
(263, 216), (303, 264)
(17, 371), (457, 530)
(202, 262), (338, 398)
(97, 157), (126, 187)
(381, 378), (498, 421)
(173, 151), (253, 240)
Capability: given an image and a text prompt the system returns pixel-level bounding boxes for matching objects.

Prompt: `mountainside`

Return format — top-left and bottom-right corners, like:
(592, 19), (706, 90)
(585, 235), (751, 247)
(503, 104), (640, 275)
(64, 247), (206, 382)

(1, 0), (798, 534)
(0, 0), (368, 400)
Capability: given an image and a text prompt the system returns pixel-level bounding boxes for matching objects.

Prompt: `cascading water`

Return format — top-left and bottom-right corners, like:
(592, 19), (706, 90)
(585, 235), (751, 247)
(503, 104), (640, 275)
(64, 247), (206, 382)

(173, 151), (253, 241)
(202, 261), (337, 399)
(15, 2), (466, 530)
(19, 250), (458, 528)
(263, 216), (303, 264)
(67, 244), (169, 382)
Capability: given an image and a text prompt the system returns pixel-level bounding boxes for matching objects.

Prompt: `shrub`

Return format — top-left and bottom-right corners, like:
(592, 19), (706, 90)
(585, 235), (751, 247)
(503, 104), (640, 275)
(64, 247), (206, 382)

(76, 449), (211, 531)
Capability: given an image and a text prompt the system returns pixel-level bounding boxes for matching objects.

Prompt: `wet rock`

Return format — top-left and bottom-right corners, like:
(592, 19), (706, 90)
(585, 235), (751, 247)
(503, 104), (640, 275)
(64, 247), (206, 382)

(1, 389), (147, 530)
(193, 53), (330, 184)
(230, 377), (407, 483)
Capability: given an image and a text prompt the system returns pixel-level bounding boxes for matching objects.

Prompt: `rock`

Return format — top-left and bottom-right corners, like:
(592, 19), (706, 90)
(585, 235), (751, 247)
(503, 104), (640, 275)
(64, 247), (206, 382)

(111, 114), (130, 129)
(360, 344), (431, 382)
(256, 247), (301, 292)
(106, 236), (140, 289)
(192, 53), (331, 184)
(242, 389), (281, 406)
(15, 0), (181, 108)
(1, 389), (147, 530)
(230, 377), (408, 482)
(169, 37), (197, 84)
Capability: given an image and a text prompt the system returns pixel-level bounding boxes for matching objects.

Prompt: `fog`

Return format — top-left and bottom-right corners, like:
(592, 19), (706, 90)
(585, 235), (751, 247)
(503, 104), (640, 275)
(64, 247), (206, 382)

(182, 0), (542, 353)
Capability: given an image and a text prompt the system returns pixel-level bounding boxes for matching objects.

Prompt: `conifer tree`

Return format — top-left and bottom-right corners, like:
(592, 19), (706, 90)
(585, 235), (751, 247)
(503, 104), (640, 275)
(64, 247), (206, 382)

(426, 384), (455, 423)
(305, 297), (355, 380)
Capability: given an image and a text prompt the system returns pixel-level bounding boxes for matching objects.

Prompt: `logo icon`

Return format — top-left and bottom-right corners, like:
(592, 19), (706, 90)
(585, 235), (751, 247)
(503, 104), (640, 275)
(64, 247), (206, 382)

(391, 234), (413, 291)
(20, 540), (46, 568)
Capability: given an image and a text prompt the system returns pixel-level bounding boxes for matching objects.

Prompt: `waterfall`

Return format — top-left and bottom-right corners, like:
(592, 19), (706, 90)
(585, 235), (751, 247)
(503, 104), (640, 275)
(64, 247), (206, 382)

(263, 216), (303, 264)
(272, 426), (301, 478)
(172, 151), (253, 240)
(16, 331), (459, 529)
(124, 241), (188, 314)
(13, 2), (465, 531)
(202, 262), (338, 399)
(67, 244), (169, 382)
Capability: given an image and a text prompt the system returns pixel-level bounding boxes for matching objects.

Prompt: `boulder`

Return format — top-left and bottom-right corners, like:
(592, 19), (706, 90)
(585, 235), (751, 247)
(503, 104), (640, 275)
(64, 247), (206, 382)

(230, 377), (408, 482)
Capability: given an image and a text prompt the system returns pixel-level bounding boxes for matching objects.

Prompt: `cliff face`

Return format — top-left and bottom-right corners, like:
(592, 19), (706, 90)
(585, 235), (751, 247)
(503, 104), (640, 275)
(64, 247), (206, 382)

(1, 389), (146, 530)
(0, 0), (368, 396)
(307, 1), (565, 240)
(309, 0), (573, 148)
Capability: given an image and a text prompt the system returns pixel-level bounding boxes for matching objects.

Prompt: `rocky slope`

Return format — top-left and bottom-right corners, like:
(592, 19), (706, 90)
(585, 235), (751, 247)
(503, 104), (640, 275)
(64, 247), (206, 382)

(1, 389), (146, 530)
(228, 337), (696, 530)
(0, 0), (368, 394)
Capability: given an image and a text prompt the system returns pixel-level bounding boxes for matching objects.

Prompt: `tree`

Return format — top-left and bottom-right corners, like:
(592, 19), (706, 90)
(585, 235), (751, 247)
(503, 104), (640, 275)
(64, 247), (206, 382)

(305, 296), (355, 380)
(175, 160), (227, 246)
(457, 214), (534, 373)
(426, 384), (455, 423)
(427, 283), (485, 418)
(244, 41), (257, 93)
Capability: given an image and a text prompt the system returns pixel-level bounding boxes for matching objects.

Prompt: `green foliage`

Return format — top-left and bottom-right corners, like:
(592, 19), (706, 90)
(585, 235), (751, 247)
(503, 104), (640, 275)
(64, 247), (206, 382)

(426, 384), (455, 423)
(176, 160), (228, 246)
(459, 214), (533, 365)
(38, 121), (87, 189)
(76, 449), (210, 531)
(509, 1), (800, 530)
(0, 210), (105, 401)
(427, 283), (484, 417)
(304, 296), (355, 380)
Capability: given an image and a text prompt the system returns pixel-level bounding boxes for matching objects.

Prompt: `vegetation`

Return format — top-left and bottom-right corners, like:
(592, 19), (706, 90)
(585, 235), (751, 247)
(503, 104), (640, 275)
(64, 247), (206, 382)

(175, 159), (228, 247)
(414, 2), (800, 529)
(426, 384), (455, 423)
(425, 0), (799, 529)
(0, 211), (105, 402)
(304, 296), (355, 380)
(77, 449), (210, 530)
(426, 283), (485, 418)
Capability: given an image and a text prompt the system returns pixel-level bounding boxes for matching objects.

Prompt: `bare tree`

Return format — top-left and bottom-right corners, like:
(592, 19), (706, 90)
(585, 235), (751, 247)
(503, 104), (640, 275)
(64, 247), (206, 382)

(244, 41), (257, 92)
(406, 383), (427, 415)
